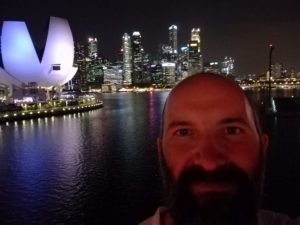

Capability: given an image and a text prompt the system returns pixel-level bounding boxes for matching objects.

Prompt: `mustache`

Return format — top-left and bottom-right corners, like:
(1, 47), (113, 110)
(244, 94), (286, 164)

(179, 164), (250, 185)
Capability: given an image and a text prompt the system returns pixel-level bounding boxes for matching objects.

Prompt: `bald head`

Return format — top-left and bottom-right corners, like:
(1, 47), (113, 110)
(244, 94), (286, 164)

(162, 73), (261, 137)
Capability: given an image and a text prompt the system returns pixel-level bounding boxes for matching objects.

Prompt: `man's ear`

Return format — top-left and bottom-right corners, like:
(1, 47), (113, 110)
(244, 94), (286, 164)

(261, 133), (269, 153)
(156, 137), (162, 152)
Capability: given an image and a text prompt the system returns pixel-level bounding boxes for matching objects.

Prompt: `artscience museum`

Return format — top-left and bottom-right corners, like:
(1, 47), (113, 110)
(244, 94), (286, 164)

(0, 16), (77, 101)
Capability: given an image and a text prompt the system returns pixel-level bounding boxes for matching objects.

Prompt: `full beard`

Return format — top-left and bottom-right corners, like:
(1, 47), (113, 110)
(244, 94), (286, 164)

(160, 151), (265, 225)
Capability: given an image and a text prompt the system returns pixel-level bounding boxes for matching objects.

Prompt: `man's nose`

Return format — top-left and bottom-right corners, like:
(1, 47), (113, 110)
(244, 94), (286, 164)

(191, 136), (227, 171)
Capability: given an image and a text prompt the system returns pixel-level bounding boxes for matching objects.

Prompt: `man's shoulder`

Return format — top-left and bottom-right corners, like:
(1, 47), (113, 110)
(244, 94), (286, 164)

(259, 210), (300, 225)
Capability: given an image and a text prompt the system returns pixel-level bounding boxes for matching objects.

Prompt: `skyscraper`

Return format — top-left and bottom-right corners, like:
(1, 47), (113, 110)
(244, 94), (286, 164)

(169, 25), (178, 55)
(72, 42), (87, 90)
(86, 37), (103, 89)
(188, 27), (203, 74)
(131, 31), (144, 84)
(162, 62), (176, 86)
(122, 33), (132, 85)
(88, 37), (98, 59)
(191, 28), (201, 52)
(221, 56), (235, 75)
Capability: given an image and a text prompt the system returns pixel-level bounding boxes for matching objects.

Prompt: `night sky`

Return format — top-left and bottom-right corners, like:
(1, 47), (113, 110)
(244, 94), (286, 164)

(1, 0), (300, 77)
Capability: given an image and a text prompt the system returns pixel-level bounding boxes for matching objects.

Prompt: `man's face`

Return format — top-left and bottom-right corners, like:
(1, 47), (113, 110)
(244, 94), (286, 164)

(157, 75), (268, 225)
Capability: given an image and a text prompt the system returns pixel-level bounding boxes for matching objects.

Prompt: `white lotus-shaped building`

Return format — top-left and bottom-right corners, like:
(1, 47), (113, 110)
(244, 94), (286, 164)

(0, 16), (77, 88)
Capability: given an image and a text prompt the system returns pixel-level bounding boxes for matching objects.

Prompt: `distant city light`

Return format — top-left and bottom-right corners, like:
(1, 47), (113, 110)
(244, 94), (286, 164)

(162, 62), (175, 67)
(169, 25), (177, 30)
(132, 31), (141, 36)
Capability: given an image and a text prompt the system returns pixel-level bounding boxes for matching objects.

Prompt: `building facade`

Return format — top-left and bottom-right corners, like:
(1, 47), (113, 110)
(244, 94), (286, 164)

(169, 25), (178, 57)
(131, 31), (144, 85)
(221, 56), (234, 75)
(188, 28), (203, 75)
(122, 33), (132, 86)
(88, 37), (98, 59)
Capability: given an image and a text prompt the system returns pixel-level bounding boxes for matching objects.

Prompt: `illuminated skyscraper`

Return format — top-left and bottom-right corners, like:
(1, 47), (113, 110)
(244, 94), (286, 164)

(162, 62), (176, 85)
(191, 28), (201, 52)
(221, 56), (235, 75)
(132, 31), (144, 84)
(88, 37), (98, 59)
(188, 40), (201, 74)
(122, 33), (132, 85)
(188, 27), (203, 75)
(72, 42), (87, 90)
(86, 37), (103, 89)
(178, 46), (189, 80)
(169, 25), (178, 55)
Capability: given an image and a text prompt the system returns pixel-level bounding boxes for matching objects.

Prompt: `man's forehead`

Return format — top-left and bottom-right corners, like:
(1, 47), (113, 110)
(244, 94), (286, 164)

(166, 75), (247, 109)
(172, 74), (242, 96)
(162, 74), (257, 129)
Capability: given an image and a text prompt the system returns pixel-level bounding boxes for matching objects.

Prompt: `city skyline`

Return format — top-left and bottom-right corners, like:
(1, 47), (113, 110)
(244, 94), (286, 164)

(1, 0), (300, 77)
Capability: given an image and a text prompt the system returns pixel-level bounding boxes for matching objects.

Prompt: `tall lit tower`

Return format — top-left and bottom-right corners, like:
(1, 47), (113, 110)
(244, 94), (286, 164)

(88, 37), (98, 59)
(191, 28), (201, 52)
(188, 27), (203, 74)
(122, 33), (132, 85)
(72, 42), (87, 90)
(169, 25), (178, 55)
(132, 31), (143, 84)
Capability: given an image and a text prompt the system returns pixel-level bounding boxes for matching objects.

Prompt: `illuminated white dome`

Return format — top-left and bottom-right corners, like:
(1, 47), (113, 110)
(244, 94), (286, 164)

(1, 16), (77, 87)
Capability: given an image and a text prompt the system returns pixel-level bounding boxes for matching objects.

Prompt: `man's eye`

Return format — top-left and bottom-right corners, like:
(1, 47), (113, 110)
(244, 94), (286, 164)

(225, 127), (242, 135)
(175, 129), (190, 136)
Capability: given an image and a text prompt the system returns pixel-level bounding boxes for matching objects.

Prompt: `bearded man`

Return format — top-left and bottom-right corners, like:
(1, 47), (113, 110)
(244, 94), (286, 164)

(139, 73), (299, 225)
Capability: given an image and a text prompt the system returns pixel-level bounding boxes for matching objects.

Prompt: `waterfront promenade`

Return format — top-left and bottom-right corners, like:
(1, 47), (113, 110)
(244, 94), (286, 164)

(0, 100), (103, 123)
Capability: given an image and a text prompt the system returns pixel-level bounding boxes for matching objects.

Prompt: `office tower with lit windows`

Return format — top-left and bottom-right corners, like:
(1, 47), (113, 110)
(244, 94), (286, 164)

(177, 46), (189, 80)
(122, 33), (132, 85)
(221, 56), (235, 75)
(85, 58), (104, 89)
(149, 63), (163, 85)
(188, 28), (203, 75)
(88, 37), (98, 59)
(169, 25), (178, 57)
(162, 62), (176, 86)
(102, 63), (123, 92)
(86, 37), (103, 89)
(72, 42), (87, 90)
(131, 31), (144, 84)
(188, 40), (201, 74)
(191, 28), (201, 52)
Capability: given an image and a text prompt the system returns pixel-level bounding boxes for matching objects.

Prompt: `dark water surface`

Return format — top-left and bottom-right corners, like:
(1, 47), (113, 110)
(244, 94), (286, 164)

(0, 90), (299, 225)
